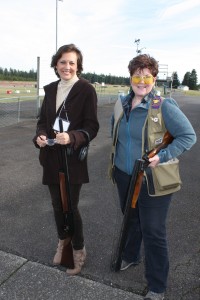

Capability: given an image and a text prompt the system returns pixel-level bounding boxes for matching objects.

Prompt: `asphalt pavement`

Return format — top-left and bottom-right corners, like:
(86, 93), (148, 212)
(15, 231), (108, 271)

(0, 93), (199, 299)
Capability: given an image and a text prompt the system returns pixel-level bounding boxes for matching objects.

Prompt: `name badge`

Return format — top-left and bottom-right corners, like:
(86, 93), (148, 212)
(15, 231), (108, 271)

(53, 117), (70, 132)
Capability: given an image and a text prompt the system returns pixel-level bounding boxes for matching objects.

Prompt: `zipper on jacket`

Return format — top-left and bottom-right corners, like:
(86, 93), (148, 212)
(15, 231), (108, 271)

(126, 118), (132, 175)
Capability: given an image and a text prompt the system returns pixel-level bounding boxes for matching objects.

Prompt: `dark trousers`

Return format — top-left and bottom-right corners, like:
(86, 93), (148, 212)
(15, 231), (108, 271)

(114, 166), (172, 293)
(48, 184), (84, 250)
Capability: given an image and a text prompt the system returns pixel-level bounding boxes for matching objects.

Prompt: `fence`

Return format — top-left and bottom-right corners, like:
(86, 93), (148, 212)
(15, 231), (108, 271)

(0, 96), (41, 127)
(0, 93), (119, 128)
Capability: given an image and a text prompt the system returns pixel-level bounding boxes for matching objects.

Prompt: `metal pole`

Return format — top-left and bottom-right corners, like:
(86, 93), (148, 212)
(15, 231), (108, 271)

(17, 97), (20, 123)
(37, 56), (40, 117)
(56, 0), (63, 52)
(56, 0), (58, 52)
(134, 39), (140, 55)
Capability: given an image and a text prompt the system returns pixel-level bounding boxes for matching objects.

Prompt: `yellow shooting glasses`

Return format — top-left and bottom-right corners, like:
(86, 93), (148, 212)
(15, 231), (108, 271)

(131, 74), (154, 85)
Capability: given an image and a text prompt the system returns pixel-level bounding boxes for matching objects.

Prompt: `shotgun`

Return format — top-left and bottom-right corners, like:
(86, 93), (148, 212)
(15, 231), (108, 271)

(58, 119), (74, 268)
(111, 131), (173, 272)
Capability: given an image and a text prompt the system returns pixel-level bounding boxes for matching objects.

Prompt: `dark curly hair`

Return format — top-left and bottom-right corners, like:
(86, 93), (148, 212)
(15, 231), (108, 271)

(128, 54), (159, 77)
(51, 44), (83, 78)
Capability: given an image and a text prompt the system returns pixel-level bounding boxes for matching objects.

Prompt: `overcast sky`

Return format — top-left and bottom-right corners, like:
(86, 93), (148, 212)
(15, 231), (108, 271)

(0, 0), (200, 82)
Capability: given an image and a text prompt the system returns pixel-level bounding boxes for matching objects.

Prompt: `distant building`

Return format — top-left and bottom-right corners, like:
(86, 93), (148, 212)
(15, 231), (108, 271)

(177, 85), (189, 91)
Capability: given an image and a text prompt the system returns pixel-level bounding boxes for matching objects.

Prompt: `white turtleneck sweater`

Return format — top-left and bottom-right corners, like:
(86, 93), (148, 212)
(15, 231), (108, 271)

(56, 75), (79, 112)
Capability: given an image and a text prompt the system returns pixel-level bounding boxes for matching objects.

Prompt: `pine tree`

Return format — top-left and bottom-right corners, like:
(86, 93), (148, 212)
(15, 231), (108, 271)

(182, 72), (190, 86)
(172, 72), (180, 88)
(188, 69), (198, 90)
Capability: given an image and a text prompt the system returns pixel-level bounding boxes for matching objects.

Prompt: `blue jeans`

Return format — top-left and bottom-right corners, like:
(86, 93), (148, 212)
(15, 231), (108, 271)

(114, 166), (172, 293)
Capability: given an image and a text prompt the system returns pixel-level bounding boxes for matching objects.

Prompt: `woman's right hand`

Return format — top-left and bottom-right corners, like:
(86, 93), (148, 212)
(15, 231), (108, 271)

(36, 135), (47, 148)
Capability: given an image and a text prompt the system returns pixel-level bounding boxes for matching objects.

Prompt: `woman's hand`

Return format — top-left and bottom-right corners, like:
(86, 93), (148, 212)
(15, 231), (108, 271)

(148, 155), (160, 168)
(56, 132), (71, 145)
(36, 135), (47, 148)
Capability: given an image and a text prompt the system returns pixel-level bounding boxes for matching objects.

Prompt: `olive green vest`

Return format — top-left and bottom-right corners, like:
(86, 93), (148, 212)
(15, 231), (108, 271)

(110, 96), (182, 196)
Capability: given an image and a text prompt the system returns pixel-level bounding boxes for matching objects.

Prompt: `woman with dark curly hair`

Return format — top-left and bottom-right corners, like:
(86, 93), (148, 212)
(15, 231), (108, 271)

(33, 44), (99, 275)
(110, 54), (196, 299)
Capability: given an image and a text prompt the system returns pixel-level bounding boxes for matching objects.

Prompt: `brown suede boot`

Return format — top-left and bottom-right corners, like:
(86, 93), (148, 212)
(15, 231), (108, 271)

(66, 246), (86, 275)
(53, 239), (70, 265)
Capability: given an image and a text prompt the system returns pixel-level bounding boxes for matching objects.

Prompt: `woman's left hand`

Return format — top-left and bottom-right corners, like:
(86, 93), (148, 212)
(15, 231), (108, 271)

(56, 132), (71, 145)
(148, 155), (160, 168)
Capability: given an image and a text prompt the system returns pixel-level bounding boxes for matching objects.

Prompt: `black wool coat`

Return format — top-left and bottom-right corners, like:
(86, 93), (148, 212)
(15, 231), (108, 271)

(33, 78), (99, 185)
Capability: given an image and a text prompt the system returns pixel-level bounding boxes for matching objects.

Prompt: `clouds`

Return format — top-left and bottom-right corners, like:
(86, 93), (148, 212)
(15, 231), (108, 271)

(0, 0), (199, 82)
(159, 0), (200, 20)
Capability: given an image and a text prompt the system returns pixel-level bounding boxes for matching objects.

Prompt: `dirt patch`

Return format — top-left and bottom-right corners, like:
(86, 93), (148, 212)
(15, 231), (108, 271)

(0, 81), (36, 88)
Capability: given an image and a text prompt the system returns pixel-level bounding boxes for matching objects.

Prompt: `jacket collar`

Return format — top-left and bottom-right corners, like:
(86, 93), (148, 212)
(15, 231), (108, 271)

(121, 89), (157, 119)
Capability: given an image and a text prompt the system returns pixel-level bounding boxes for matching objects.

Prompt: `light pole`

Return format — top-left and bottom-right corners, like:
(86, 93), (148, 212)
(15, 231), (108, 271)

(56, 0), (63, 52)
(137, 47), (146, 54)
(134, 39), (146, 55)
(134, 39), (140, 54)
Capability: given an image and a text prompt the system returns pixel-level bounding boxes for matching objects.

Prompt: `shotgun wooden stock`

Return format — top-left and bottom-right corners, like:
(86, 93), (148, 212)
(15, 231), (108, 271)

(145, 131), (174, 159)
(111, 131), (173, 272)
(59, 171), (74, 236)
(59, 169), (74, 269)
(59, 172), (69, 213)
(58, 118), (74, 268)
(131, 131), (173, 208)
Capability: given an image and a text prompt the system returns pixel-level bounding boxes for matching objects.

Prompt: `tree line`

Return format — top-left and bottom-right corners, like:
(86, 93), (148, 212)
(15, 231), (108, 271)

(0, 67), (199, 90)
(81, 72), (130, 85)
(0, 67), (37, 81)
(172, 69), (199, 90)
(0, 67), (130, 85)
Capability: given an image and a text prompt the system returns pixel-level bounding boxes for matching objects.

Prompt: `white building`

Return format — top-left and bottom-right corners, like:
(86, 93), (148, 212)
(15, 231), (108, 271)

(177, 85), (189, 91)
